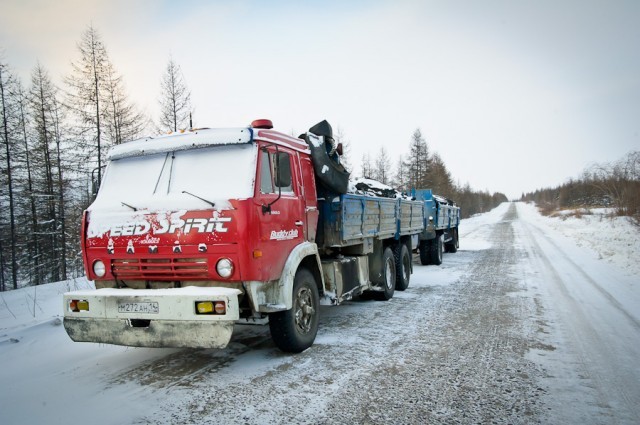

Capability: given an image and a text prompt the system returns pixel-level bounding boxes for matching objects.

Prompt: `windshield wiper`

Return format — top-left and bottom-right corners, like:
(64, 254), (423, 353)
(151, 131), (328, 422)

(182, 191), (216, 208)
(121, 201), (138, 211)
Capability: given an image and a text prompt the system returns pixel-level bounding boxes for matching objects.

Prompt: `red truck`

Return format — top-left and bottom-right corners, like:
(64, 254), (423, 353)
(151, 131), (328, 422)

(63, 120), (427, 352)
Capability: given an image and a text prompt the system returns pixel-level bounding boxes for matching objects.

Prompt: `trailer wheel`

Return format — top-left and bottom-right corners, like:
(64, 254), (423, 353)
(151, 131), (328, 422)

(419, 240), (431, 265)
(375, 247), (396, 300)
(430, 234), (444, 265)
(394, 243), (411, 291)
(445, 228), (459, 253)
(269, 268), (319, 353)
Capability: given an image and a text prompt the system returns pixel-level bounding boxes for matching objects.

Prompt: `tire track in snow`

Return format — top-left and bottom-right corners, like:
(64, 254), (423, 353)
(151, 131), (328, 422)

(523, 219), (640, 331)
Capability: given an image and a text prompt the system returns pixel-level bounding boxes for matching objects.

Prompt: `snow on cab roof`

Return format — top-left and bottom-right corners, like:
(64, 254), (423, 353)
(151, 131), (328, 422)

(108, 126), (311, 160)
(108, 127), (254, 160)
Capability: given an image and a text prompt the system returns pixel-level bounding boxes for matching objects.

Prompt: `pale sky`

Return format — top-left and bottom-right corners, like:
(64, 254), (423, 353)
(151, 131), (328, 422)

(1, 0), (639, 199)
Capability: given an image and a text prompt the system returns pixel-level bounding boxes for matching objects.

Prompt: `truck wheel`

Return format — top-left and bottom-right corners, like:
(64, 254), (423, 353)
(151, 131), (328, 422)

(419, 240), (431, 265)
(430, 234), (444, 265)
(269, 268), (319, 353)
(375, 247), (396, 300)
(394, 243), (411, 291)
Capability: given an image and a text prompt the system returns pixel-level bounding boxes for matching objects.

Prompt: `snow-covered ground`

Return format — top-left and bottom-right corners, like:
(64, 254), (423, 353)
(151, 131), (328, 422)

(514, 202), (640, 424)
(535, 206), (640, 277)
(0, 202), (638, 424)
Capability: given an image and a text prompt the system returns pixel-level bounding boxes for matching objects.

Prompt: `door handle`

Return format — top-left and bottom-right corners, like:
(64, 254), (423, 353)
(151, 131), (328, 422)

(295, 220), (304, 226)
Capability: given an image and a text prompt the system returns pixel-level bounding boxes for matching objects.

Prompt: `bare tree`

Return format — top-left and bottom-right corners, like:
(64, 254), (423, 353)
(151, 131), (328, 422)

(589, 151), (640, 221)
(361, 152), (373, 178)
(158, 56), (192, 132)
(393, 154), (408, 191)
(30, 63), (62, 282)
(374, 146), (391, 184)
(0, 58), (19, 289)
(15, 80), (42, 284)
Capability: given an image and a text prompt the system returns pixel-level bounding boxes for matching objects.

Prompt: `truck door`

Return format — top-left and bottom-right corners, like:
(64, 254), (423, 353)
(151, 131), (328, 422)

(298, 155), (319, 243)
(255, 146), (305, 281)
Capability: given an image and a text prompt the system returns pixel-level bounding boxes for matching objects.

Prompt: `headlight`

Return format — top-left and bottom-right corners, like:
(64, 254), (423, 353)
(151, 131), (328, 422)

(93, 260), (106, 277)
(216, 258), (234, 278)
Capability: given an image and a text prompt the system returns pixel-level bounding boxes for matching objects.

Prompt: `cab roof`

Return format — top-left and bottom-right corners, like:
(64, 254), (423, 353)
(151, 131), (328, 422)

(108, 125), (310, 161)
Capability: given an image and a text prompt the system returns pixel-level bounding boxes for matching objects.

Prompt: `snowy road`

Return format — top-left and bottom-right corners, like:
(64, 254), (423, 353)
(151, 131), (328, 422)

(516, 205), (640, 424)
(1, 202), (639, 424)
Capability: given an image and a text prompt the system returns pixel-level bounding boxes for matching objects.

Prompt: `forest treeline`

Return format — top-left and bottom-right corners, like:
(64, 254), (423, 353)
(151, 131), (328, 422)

(520, 151), (640, 224)
(352, 128), (508, 220)
(1, 25), (506, 291)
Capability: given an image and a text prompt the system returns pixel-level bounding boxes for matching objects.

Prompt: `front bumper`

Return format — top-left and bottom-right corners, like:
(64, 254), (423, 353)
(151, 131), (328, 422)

(63, 287), (241, 349)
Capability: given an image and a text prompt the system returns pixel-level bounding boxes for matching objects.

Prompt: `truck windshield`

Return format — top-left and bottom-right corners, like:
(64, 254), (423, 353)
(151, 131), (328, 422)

(90, 144), (257, 212)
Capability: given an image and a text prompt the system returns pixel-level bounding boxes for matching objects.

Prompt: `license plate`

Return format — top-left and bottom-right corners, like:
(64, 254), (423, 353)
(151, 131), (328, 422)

(117, 302), (159, 314)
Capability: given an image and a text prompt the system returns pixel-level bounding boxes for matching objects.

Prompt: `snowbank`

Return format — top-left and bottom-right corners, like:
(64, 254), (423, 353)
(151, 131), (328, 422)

(520, 202), (640, 277)
(0, 278), (93, 332)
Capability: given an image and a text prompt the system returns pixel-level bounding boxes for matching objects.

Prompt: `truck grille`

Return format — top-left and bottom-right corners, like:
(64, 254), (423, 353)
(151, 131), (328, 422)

(111, 258), (209, 280)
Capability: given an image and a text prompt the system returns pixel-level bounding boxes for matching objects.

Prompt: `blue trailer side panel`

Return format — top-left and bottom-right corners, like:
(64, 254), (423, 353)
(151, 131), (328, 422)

(319, 194), (423, 248)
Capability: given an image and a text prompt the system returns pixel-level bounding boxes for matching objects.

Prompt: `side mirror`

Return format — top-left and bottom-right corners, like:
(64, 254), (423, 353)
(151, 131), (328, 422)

(336, 143), (343, 156)
(91, 165), (106, 198)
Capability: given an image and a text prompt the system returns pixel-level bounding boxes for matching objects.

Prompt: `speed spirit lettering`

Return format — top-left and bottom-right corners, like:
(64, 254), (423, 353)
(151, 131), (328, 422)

(109, 217), (232, 237)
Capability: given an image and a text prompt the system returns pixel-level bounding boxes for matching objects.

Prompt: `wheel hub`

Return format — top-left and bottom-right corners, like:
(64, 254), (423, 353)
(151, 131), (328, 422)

(294, 288), (314, 333)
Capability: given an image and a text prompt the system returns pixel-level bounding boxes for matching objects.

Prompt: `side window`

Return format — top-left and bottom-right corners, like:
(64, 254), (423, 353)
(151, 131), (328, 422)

(259, 149), (294, 194)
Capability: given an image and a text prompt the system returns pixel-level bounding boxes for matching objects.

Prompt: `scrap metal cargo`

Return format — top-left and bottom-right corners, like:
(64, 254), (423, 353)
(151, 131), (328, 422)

(63, 119), (459, 352)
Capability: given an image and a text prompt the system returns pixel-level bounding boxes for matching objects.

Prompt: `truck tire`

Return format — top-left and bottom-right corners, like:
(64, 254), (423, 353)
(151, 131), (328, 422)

(269, 268), (319, 353)
(394, 243), (411, 291)
(445, 228), (459, 253)
(430, 234), (444, 266)
(419, 240), (431, 265)
(375, 247), (396, 301)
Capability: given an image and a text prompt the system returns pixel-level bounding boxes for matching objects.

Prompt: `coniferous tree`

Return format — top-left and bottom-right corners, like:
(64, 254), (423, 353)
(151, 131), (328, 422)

(103, 63), (147, 145)
(158, 56), (192, 132)
(426, 152), (455, 197)
(407, 128), (429, 189)
(65, 25), (111, 188)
